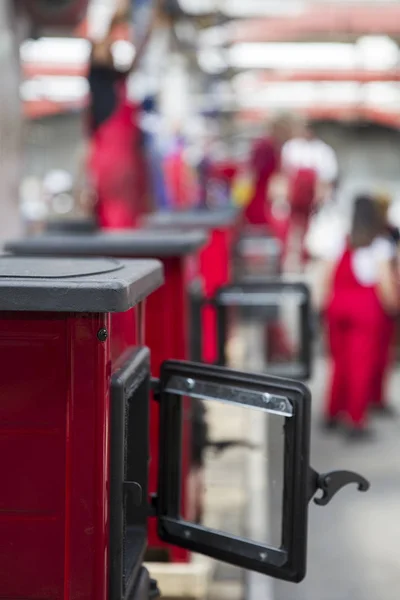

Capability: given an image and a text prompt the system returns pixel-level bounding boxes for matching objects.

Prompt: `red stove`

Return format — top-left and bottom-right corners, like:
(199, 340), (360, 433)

(142, 208), (241, 364)
(0, 254), (370, 600)
(5, 229), (207, 563)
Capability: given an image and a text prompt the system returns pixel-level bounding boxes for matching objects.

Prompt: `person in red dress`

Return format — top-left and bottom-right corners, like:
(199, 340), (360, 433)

(245, 113), (295, 361)
(86, 0), (155, 229)
(321, 195), (399, 440)
(245, 112), (294, 237)
(281, 118), (338, 269)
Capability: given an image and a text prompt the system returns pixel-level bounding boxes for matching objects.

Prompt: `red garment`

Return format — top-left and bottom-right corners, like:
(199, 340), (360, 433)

(288, 211), (311, 266)
(288, 167), (317, 266)
(326, 248), (388, 426)
(245, 137), (279, 226)
(164, 146), (197, 210)
(88, 81), (144, 230)
(212, 161), (238, 191)
(289, 167), (317, 213)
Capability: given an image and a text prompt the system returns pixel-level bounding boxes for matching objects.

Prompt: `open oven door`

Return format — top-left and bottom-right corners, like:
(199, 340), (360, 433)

(154, 360), (369, 583)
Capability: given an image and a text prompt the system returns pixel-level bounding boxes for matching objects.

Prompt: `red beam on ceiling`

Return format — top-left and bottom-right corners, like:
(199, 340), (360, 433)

(228, 5), (400, 43)
(23, 64), (87, 78)
(251, 70), (400, 83)
(238, 106), (400, 129)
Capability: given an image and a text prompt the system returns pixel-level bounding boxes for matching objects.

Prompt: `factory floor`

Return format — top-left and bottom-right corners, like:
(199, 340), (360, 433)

(206, 320), (400, 600)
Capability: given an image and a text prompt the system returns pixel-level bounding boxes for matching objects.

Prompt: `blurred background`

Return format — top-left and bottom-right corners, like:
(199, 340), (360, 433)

(5, 0), (400, 238)
(2, 1), (400, 600)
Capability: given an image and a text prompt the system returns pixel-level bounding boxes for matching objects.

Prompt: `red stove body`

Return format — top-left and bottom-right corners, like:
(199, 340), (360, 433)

(5, 230), (207, 563)
(0, 254), (369, 596)
(143, 208), (241, 363)
(0, 255), (163, 600)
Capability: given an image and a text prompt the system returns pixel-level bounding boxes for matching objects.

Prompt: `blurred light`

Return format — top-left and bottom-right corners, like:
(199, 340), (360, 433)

(178, 0), (216, 14)
(20, 76), (89, 102)
(111, 40), (136, 71)
(20, 177), (42, 204)
(363, 82), (400, 107)
(229, 43), (357, 70)
(52, 193), (75, 215)
(198, 48), (228, 74)
(175, 22), (199, 45)
(86, 0), (115, 41)
(235, 82), (361, 109)
(356, 36), (399, 71)
(43, 170), (73, 196)
(20, 37), (90, 65)
(218, 0), (305, 17)
(179, 0), (304, 16)
(20, 199), (48, 222)
(199, 27), (229, 47)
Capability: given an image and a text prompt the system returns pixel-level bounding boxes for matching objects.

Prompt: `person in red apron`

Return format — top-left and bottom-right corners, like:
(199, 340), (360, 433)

(86, 1), (155, 229)
(245, 113), (295, 361)
(245, 112), (294, 239)
(322, 195), (398, 440)
(282, 119), (338, 268)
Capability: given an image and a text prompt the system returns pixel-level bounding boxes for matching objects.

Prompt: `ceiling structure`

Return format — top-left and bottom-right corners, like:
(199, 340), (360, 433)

(21, 0), (400, 127)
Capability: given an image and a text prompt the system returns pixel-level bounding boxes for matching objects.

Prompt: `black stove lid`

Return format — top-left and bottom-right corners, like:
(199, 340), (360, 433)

(143, 207), (240, 229)
(0, 256), (163, 313)
(5, 229), (208, 258)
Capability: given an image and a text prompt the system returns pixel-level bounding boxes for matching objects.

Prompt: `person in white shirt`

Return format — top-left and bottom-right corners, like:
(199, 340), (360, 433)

(281, 119), (339, 202)
(281, 119), (339, 267)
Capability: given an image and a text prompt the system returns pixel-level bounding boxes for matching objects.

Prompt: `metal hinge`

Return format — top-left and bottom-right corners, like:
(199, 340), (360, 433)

(147, 493), (159, 518)
(151, 378), (161, 402)
(149, 578), (161, 600)
(123, 481), (142, 507)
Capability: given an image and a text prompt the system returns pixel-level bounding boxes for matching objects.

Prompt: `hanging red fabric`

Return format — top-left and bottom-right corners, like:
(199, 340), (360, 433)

(88, 80), (143, 230)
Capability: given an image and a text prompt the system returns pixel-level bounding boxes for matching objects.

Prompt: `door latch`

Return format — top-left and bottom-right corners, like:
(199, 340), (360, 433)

(309, 468), (370, 506)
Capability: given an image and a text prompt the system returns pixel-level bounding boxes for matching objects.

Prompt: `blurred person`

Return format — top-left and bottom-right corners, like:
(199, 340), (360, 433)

(321, 195), (399, 440)
(86, 0), (157, 229)
(370, 191), (399, 416)
(163, 128), (198, 210)
(244, 113), (296, 362)
(141, 94), (171, 211)
(245, 112), (294, 235)
(376, 190), (400, 246)
(197, 137), (214, 208)
(282, 117), (338, 267)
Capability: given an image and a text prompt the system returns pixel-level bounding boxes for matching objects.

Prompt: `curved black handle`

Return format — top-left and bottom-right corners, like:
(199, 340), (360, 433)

(313, 470), (370, 506)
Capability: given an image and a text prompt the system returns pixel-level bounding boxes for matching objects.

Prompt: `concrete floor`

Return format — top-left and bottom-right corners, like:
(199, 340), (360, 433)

(274, 355), (400, 600)
(207, 328), (400, 600)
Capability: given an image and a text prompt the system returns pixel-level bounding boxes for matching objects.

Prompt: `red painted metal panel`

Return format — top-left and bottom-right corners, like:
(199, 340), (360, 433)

(146, 257), (194, 561)
(0, 311), (111, 599)
(200, 228), (233, 364)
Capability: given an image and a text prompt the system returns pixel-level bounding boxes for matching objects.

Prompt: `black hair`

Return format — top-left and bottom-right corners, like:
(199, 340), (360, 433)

(350, 194), (384, 249)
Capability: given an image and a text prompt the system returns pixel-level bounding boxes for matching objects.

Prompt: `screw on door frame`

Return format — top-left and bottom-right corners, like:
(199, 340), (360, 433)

(97, 328), (108, 342)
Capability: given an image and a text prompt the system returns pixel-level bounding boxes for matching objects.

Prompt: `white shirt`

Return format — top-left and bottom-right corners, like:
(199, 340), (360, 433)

(281, 137), (338, 183)
(325, 235), (395, 286)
